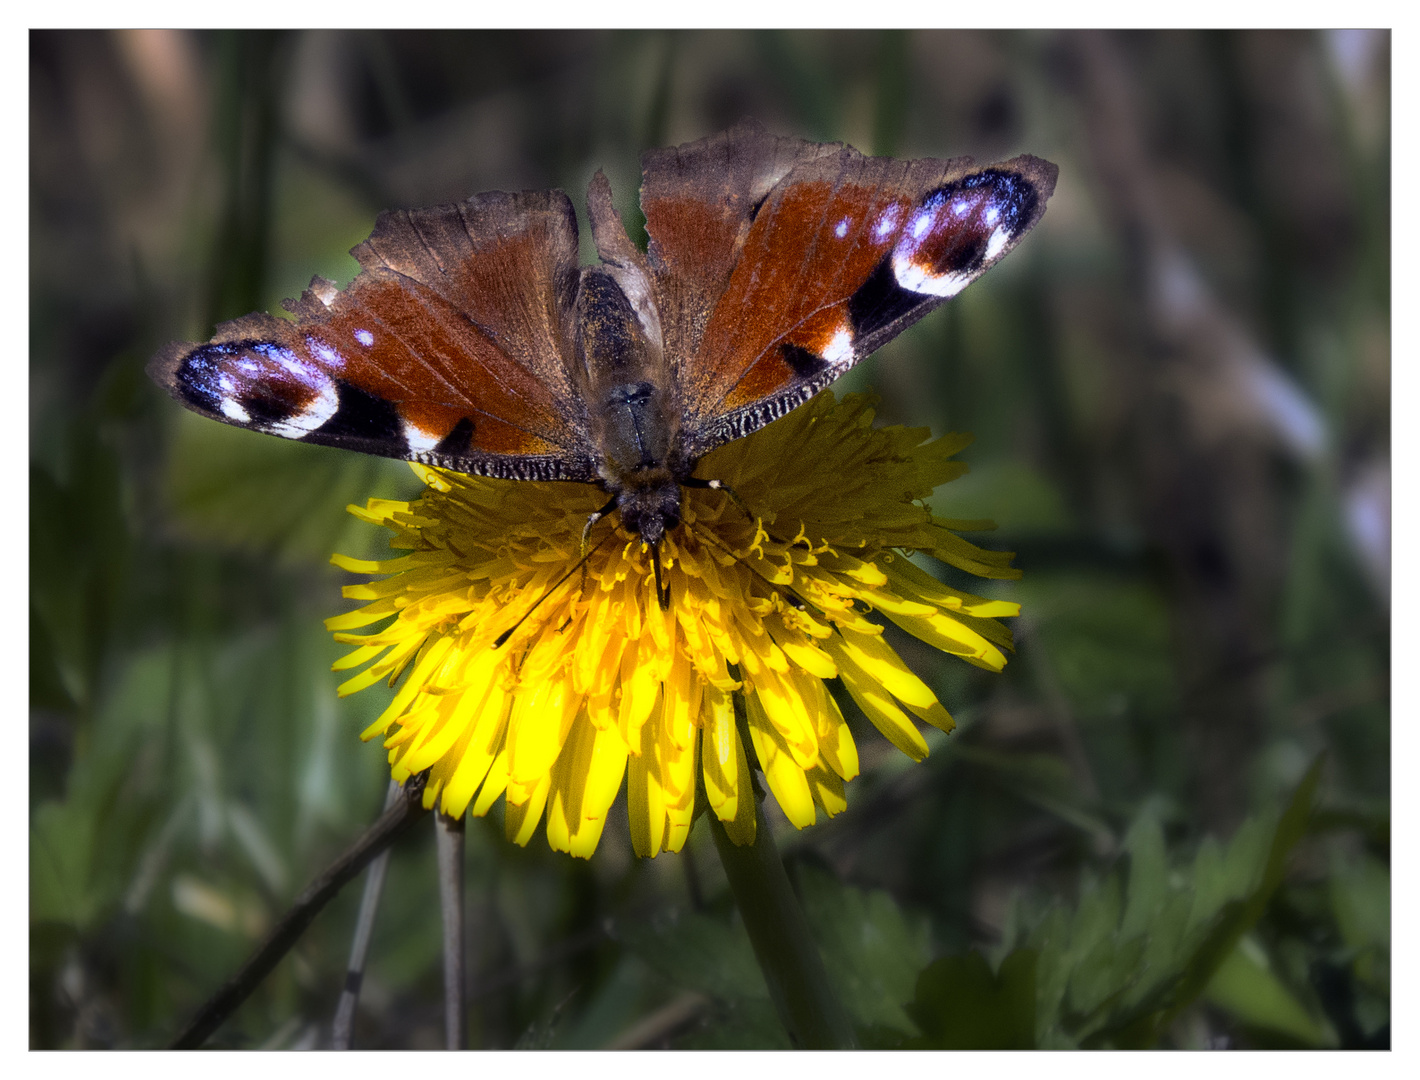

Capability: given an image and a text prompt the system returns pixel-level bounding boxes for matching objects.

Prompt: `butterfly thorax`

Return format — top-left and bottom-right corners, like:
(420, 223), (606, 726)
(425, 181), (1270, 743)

(577, 265), (684, 546)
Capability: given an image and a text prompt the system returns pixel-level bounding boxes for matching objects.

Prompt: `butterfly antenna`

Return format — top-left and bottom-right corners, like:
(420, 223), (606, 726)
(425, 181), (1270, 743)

(683, 475), (755, 525)
(493, 531), (613, 650)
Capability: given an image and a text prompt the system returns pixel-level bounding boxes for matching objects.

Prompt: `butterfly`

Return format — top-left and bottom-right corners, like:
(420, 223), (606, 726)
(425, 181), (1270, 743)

(151, 120), (1056, 572)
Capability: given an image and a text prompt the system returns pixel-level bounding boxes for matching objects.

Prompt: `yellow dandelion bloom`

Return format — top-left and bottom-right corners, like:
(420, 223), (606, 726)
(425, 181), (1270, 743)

(328, 392), (1021, 859)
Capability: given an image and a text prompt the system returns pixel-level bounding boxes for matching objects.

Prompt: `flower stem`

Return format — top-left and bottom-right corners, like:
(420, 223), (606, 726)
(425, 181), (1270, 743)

(435, 811), (467, 1050)
(710, 799), (858, 1049)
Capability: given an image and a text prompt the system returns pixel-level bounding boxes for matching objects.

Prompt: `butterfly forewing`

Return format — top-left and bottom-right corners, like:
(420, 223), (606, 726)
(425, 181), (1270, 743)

(672, 148), (1057, 457)
(639, 121), (841, 380)
(152, 191), (600, 482)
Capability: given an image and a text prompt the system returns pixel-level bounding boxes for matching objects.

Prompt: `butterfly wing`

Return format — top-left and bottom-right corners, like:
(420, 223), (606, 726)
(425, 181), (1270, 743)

(641, 127), (1057, 459)
(150, 190), (599, 482)
(639, 120), (843, 385)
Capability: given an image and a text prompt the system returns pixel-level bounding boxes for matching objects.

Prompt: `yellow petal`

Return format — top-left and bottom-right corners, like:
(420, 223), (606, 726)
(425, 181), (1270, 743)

(745, 694), (816, 828)
(835, 654), (929, 762)
(808, 676), (859, 781)
(627, 721), (664, 859)
(835, 627), (938, 710)
(568, 723), (630, 858)
(505, 772), (551, 846)
(506, 673), (582, 794)
(440, 689), (512, 818)
(700, 685), (742, 824)
(750, 669), (819, 768)
(471, 749), (509, 817)
(806, 762), (847, 817)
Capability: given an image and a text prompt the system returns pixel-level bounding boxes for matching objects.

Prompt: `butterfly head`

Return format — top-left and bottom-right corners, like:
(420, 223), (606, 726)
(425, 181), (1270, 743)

(610, 467), (682, 548)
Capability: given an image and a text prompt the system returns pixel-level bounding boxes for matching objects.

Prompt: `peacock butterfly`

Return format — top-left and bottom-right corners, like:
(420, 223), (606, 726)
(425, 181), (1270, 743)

(151, 121), (1057, 559)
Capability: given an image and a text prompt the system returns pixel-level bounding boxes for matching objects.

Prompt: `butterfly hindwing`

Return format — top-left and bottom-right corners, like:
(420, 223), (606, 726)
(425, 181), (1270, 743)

(659, 141), (1057, 457)
(150, 190), (600, 482)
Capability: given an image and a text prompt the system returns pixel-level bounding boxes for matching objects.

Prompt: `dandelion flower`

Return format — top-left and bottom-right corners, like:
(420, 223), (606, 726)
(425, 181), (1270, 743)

(328, 392), (1020, 859)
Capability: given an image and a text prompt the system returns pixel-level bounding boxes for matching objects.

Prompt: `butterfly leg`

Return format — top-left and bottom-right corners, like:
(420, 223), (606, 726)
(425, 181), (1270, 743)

(582, 495), (619, 557)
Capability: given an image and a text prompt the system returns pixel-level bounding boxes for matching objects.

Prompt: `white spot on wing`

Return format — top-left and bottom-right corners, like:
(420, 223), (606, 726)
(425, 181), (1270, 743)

(308, 336), (346, 369)
(834, 217), (850, 238)
(984, 225), (1011, 262)
(822, 326), (855, 366)
(354, 329), (374, 347)
(401, 419), (441, 453)
(874, 205), (901, 239)
(891, 251), (973, 298)
(219, 397), (251, 423)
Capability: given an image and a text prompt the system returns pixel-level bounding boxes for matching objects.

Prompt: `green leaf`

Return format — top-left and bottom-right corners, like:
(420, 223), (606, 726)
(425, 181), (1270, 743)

(618, 906), (770, 1005)
(1000, 757), (1324, 1048)
(905, 949), (1037, 1049)
(1204, 937), (1331, 1046)
(30, 800), (100, 927)
(1329, 848), (1390, 992)
(1120, 811), (1167, 938)
(1100, 756), (1324, 1046)
(617, 905), (790, 1048)
(952, 745), (1115, 841)
(795, 863), (932, 1036)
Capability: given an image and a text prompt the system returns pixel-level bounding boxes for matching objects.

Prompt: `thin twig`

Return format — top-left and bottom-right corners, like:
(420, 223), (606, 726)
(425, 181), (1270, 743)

(331, 780), (402, 1050)
(604, 991), (708, 1049)
(435, 811), (467, 1050)
(169, 774), (429, 1049)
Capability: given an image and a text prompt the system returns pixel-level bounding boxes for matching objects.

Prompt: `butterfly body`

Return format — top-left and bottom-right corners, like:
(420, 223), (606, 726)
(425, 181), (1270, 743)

(151, 122), (1056, 547)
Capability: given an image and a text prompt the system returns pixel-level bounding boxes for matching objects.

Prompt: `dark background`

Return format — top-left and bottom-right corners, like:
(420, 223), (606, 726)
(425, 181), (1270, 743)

(30, 29), (1389, 1049)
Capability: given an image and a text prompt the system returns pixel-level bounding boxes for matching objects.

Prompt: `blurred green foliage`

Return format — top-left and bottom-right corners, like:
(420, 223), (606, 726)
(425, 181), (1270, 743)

(30, 30), (1388, 1048)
